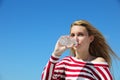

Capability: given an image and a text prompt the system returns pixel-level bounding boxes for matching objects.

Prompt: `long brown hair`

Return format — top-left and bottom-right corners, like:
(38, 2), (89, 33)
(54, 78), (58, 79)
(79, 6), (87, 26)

(70, 20), (118, 67)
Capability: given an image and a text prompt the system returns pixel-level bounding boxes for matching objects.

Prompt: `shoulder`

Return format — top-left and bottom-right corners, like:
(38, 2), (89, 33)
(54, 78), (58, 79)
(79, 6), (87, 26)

(62, 56), (71, 61)
(57, 56), (71, 63)
(56, 56), (71, 66)
(92, 57), (106, 62)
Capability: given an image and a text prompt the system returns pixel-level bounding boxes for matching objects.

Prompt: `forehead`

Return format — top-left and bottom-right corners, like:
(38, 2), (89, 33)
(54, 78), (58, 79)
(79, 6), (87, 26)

(70, 25), (87, 33)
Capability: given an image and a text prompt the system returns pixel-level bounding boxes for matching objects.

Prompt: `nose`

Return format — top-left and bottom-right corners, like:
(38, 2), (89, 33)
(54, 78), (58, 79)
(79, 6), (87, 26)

(74, 35), (79, 42)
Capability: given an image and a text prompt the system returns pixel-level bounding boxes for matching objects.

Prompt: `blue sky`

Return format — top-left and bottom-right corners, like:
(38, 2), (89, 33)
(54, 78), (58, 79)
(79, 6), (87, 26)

(0, 0), (120, 80)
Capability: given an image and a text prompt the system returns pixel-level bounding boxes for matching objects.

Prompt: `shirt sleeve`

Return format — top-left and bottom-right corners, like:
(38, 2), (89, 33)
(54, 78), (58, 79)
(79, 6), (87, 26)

(94, 65), (113, 80)
(41, 54), (65, 80)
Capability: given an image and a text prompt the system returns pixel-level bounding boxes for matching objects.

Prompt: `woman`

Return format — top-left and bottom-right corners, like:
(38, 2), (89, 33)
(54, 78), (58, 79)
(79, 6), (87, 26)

(41, 20), (116, 80)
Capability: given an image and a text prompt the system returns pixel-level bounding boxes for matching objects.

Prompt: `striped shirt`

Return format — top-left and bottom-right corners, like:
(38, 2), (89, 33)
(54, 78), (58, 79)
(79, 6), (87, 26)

(41, 54), (113, 80)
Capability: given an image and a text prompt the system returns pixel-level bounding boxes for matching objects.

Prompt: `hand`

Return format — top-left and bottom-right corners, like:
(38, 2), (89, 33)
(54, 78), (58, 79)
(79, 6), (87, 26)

(53, 36), (74, 56)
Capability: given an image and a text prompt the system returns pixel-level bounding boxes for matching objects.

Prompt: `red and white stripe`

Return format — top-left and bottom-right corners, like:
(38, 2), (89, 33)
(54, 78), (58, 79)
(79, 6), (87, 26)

(41, 55), (113, 80)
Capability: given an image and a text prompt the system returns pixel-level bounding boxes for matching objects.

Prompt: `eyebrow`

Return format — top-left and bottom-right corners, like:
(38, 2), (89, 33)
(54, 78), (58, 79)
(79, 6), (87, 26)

(80, 23), (88, 27)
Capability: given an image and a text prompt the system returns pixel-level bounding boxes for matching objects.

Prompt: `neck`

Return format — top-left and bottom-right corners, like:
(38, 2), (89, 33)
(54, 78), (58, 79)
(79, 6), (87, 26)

(75, 50), (92, 61)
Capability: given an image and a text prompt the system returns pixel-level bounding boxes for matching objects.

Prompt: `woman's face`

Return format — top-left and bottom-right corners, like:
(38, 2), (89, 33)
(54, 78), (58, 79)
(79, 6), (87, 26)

(70, 25), (93, 51)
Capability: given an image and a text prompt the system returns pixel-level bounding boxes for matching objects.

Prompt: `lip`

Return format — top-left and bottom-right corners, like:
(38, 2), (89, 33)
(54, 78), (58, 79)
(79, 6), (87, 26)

(74, 43), (80, 47)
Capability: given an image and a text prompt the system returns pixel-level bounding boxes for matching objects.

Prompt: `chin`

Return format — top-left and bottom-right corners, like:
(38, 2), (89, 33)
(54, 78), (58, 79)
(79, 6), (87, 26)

(73, 45), (80, 50)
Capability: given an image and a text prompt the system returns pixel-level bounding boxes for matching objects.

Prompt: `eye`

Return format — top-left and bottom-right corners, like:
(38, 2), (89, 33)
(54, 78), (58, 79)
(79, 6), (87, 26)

(70, 33), (75, 37)
(77, 32), (84, 36)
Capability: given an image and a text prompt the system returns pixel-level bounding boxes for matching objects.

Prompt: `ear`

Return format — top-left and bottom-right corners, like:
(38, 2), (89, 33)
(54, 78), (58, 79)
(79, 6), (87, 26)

(89, 35), (94, 43)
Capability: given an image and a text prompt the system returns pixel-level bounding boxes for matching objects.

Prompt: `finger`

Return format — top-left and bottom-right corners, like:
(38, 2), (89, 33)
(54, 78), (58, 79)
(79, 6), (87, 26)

(66, 43), (74, 49)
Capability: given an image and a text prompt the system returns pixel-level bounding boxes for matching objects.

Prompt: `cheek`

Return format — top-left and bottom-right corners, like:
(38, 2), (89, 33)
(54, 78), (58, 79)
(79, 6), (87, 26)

(78, 37), (89, 44)
(78, 37), (86, 43)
